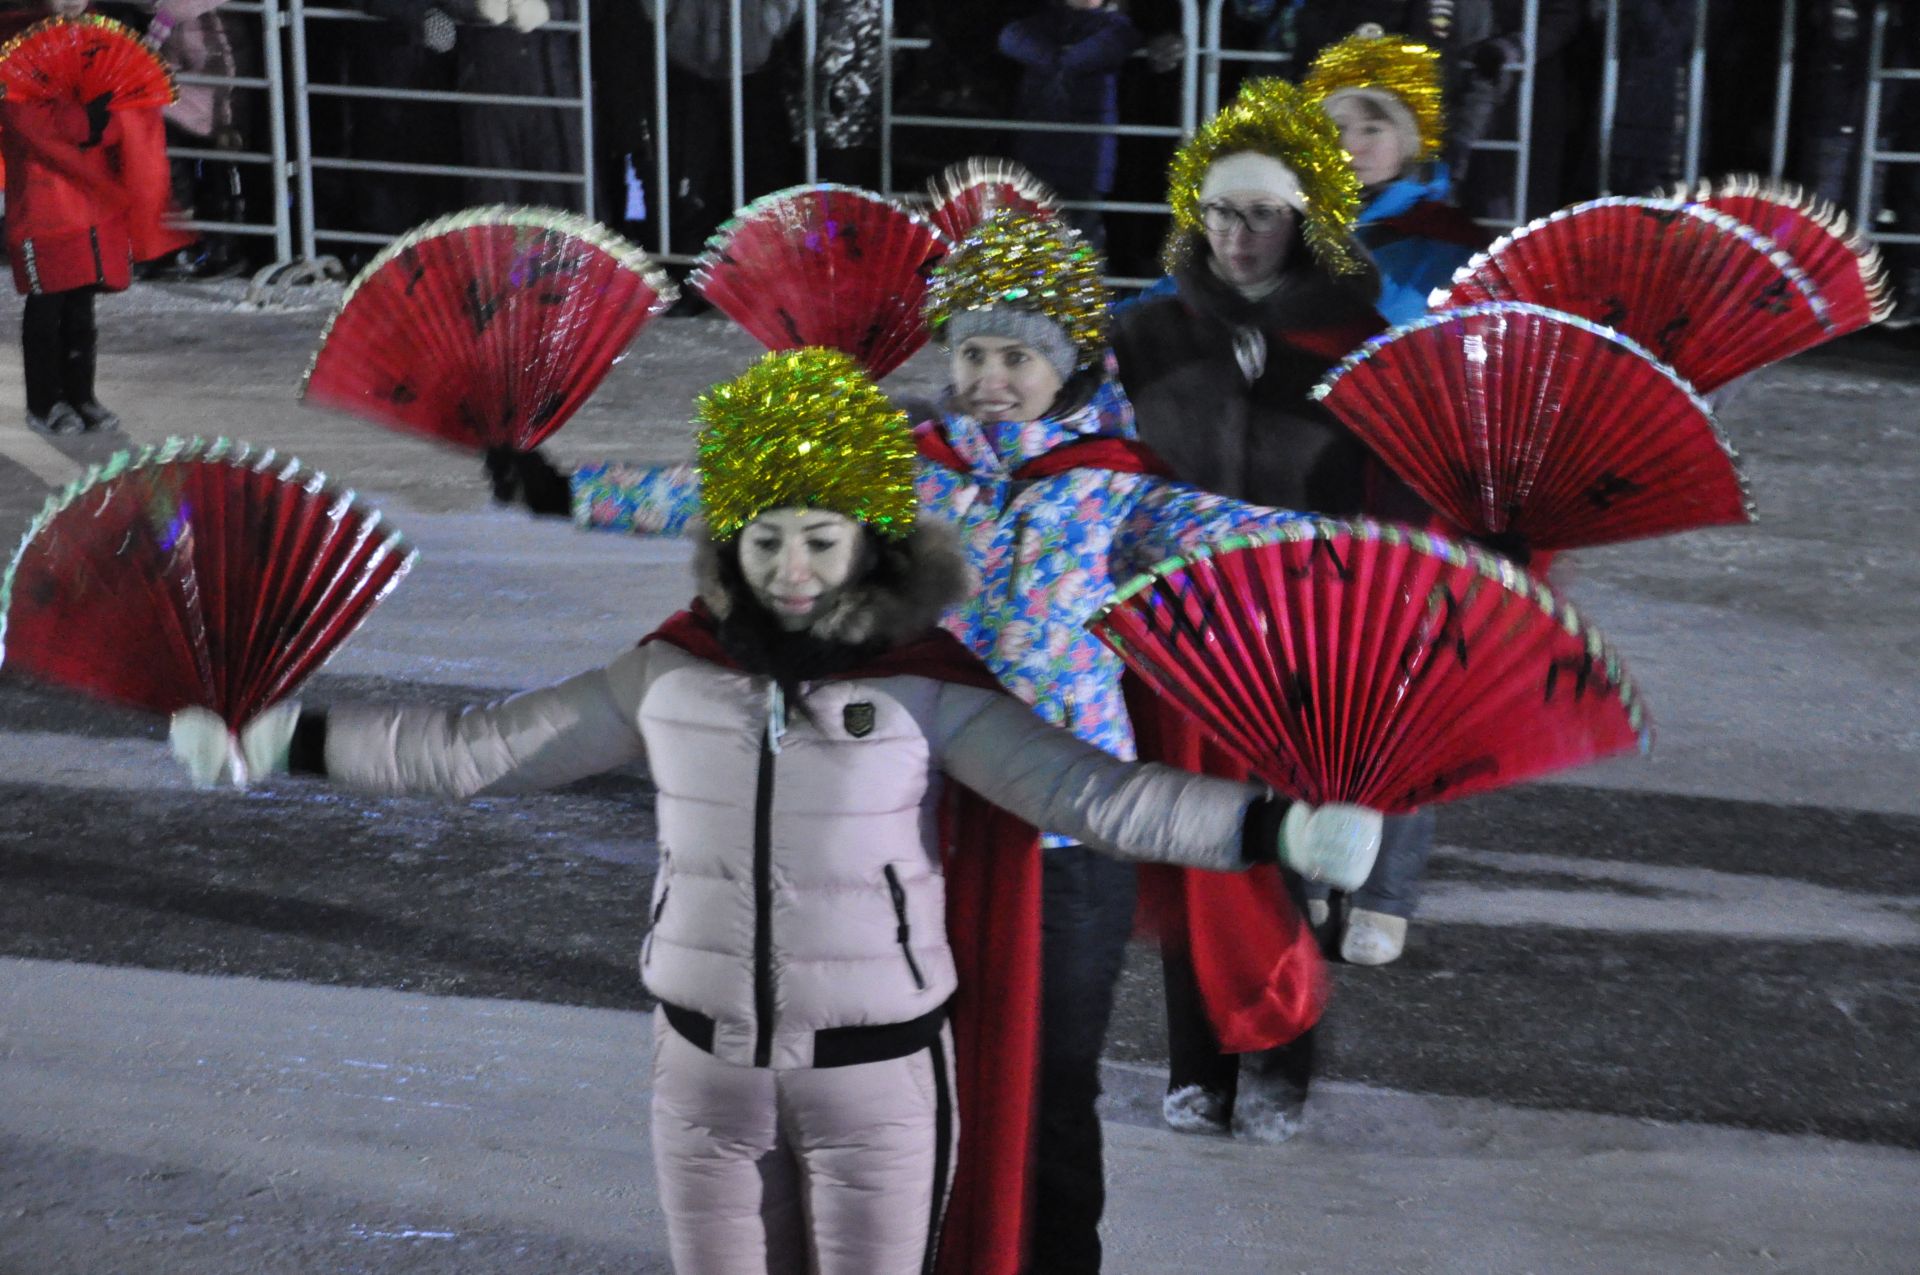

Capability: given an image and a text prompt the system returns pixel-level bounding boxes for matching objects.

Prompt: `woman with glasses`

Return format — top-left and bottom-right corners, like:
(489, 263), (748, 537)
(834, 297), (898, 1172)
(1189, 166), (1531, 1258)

(1110, 81), (1421, 1144)
(1109, 79), (1386, 516)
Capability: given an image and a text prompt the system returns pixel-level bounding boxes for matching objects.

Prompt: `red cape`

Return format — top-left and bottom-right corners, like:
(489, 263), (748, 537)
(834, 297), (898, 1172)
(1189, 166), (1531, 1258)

(915, 426), (1328, 1053)
(643, 606), (1042, 1275)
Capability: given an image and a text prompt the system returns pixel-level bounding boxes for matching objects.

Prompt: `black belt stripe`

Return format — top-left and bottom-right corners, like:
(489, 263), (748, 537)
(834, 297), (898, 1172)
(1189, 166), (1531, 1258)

(922, 1031), (954, 1275)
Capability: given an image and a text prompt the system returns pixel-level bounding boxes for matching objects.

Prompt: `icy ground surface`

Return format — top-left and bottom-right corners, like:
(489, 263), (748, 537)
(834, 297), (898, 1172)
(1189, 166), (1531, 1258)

(0, 283), (1916, 1272)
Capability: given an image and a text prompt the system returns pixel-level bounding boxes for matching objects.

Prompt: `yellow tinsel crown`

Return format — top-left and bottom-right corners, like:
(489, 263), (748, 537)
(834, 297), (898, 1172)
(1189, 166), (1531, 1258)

(1302, 27), (1446, 162)
(696, 348), (918, 541)
(1165, 78), (1365, 275)
(923, 209), (1109, 368)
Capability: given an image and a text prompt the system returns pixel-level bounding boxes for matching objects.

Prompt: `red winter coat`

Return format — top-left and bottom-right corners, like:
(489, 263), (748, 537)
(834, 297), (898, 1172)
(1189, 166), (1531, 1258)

(1, 95), (188, 295)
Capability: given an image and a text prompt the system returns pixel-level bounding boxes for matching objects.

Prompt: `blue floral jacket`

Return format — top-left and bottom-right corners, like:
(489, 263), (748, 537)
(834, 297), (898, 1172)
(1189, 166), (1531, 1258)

(571, 379), (1308, 844)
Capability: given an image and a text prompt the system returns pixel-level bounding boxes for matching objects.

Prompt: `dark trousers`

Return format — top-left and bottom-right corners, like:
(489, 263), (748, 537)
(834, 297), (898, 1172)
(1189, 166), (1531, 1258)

(1034, 845), (1137, 1275)
(1161, 867), (1317, 1106)
(22, 289), (98, 418)
(1303, 808), (1437, 920)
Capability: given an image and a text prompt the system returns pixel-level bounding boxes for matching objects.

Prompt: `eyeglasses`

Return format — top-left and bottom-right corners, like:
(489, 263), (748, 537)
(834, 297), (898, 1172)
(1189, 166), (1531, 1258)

(1200, 202), (1295, 237)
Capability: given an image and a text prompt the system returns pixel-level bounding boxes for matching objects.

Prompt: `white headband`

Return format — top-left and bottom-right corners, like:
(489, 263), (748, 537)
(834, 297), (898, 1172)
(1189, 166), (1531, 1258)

(1199, 151), (1307, 211)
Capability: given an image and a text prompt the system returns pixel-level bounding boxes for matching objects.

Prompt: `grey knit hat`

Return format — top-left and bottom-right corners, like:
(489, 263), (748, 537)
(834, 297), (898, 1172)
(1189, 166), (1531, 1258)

(943, 306), (1079, 383)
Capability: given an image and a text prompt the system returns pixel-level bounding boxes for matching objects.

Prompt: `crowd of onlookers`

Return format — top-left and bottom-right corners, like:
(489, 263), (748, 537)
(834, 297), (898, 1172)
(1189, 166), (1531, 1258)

(22, 0), (1917, 322)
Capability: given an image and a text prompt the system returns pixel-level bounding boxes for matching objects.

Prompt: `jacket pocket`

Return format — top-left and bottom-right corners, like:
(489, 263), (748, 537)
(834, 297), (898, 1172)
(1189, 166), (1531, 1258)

(642, 855), (670, 966)
(883, 864), (928, 991)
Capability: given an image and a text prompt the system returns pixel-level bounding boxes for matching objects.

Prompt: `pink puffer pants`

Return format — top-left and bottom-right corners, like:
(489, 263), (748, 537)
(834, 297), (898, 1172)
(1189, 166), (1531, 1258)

(649, 1011), (959, 1274)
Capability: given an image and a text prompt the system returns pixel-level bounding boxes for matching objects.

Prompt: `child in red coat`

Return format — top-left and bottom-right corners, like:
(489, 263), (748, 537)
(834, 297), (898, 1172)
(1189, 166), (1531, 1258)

(1, 0), (189, 433)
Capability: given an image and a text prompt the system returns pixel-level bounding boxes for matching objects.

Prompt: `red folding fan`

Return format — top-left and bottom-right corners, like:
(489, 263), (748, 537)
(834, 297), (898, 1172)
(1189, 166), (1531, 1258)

(1658, 175), (1894, 335)
(0, 16), (176, 110)
(0, 438), (413, 730)
(1434, 196), (1833, 393)
(692, 184), (952, 379)
(926, 156), (1060, 243)
(1314, 302), (1751, 554)
(1090, 522), (1649, 813)
(304, 206), (677, 452)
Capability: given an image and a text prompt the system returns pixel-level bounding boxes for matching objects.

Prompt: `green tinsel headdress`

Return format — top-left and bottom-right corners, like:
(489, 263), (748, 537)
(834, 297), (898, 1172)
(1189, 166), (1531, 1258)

(695, 348), (918, 541)
(923, 209), (1109, 371)
(1164, 78), (1365, 276)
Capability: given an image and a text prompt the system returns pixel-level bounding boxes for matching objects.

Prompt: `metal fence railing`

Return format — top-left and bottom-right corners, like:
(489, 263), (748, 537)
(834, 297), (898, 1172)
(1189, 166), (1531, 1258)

(148, 0), (1912, 289)
(876, 0), (1201, 287)
(1859, 1), (1919, 247)
(159, 0), (294, 271)
(283, 0), (595, 266)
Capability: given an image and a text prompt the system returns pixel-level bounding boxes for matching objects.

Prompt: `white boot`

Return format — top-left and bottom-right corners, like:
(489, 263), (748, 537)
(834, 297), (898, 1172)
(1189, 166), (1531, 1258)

(1230, 1070), (1306, 1145)
(1340, 909), (1408, 966)
(1162, 1084), (1230, 1135)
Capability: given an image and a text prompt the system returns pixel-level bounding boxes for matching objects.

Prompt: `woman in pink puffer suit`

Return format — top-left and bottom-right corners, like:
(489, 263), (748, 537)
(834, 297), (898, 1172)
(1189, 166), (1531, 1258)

(170, 349), (1382, 1274)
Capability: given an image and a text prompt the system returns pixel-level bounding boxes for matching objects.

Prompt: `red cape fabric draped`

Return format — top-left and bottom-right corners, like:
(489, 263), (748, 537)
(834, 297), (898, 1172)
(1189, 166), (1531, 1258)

(643, 606), (1043, 1274)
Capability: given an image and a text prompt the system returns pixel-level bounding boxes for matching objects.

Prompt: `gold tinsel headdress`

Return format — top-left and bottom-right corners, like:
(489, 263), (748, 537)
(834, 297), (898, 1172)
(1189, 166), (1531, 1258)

(923, 209), (1109, 372)
(696, 348), (918, 541)
(1302, 25), (1446, 162)
(1165, 78), (1365, 275)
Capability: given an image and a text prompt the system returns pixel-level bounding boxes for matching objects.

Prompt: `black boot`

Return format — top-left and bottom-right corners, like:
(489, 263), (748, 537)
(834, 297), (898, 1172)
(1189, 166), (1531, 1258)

(60, 291), (117, 431)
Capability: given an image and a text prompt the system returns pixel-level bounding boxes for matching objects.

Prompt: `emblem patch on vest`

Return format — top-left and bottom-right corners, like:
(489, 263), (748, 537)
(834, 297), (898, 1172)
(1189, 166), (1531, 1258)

(843, 702), (876, 738)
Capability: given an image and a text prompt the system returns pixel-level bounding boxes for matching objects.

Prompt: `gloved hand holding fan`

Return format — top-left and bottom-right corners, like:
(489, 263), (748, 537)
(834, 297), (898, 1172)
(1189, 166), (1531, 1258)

(0, 439), (414, 789)
(1090, 521), (1650, 820)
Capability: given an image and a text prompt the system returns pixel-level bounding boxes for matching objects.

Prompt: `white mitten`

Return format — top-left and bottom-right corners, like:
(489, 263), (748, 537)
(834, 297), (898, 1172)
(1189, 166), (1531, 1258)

(507, 0), (550, 32)
(1279, 801), (1383, 892)
(471, 0), (511, 23)
(237, 701), (302, 787)
(169, 706), (240, 789)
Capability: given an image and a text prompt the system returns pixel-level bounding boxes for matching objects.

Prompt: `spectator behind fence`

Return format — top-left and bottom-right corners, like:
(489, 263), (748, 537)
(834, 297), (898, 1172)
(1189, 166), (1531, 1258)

(998, 0), (1141, 250)
(640, 0), (803, 256)
(456, 0), (582, 210)
(782, 0), (884, 189)
(143, 0), (251, 277)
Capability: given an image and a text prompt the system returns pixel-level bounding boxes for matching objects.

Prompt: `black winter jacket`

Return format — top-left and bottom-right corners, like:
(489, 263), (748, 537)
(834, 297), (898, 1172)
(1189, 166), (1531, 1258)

(1110, 248), (1388, 516)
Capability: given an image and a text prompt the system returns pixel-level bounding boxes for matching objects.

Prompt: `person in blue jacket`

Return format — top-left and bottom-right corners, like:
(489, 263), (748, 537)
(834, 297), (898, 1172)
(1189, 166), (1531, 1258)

(1305, 24), (1492, 326)
(998, 0), (1141, 249)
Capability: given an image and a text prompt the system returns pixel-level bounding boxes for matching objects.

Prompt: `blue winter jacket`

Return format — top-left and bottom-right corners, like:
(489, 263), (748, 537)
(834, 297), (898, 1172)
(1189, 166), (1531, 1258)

(1353, 165), (1485, 327)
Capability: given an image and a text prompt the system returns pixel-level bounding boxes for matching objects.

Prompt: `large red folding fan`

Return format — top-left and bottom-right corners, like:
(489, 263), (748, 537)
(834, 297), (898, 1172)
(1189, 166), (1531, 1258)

(1658, 175), (1894, 335)
(304, 206), (677, 452)
(0, 16), (175, 109)
(1314, 302), (1752, 553)
(926, 156), (1060, 243)
(1091, 522), (1649, 814)
(692, 184), (952, 379)
(0, 438), (413, 730)
(1434, 196), (1832, 393)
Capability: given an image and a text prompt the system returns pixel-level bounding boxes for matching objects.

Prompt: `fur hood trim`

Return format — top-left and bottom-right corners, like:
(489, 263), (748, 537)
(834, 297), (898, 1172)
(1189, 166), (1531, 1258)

(693, 515), (975, 649)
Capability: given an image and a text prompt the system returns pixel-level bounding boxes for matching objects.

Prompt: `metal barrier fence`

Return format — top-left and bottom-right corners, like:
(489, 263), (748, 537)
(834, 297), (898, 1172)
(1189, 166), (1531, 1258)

(877, 0), (1200, 287)
(284, 0), (595, 266)
(1860, 1), (1918, 246)
(150, 0), (1912, 284)
(159, 0), (293, 268)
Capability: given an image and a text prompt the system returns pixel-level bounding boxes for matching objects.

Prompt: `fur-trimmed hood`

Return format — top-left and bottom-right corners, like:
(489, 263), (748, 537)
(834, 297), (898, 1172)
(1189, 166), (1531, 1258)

(692, 514), (975, 650)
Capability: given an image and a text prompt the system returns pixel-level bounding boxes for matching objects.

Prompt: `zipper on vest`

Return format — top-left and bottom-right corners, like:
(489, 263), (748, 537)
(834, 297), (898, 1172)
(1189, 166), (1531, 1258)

(883, 864), (928, 991)
(752, 720), (777, 1067)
